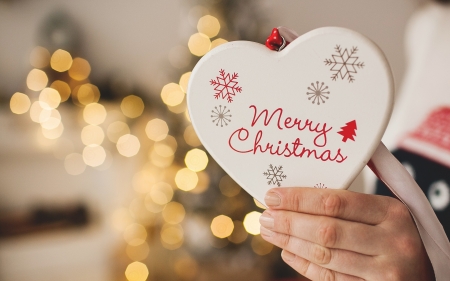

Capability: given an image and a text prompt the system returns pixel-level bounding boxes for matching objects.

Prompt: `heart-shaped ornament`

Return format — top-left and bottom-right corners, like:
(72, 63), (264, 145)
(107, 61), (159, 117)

(188, 27), (394, 204)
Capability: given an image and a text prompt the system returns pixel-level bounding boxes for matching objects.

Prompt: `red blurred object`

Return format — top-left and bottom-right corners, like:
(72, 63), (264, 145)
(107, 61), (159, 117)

(265, 27), (288, 51)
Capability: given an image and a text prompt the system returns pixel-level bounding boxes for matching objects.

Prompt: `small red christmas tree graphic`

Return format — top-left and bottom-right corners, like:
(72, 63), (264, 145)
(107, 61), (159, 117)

(338, 120), (357, 142)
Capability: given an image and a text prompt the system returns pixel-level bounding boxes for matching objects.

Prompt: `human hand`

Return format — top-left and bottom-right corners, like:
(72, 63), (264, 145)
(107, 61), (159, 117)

(260, 187), (435, 281)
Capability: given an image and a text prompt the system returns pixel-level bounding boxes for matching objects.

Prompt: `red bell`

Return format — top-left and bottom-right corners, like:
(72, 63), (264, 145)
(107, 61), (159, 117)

(265, 28), (285, 51)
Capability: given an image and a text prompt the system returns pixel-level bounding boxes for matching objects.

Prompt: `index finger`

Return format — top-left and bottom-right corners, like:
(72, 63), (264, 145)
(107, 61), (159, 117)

(265, 187), (395, 225)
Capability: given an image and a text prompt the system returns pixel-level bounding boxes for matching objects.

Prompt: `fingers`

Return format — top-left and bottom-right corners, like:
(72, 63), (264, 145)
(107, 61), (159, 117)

(261, 226), (375, 279)
(281, 250), (365, 281)
(260, 210), (386, 255)
(265, 187), (395, 225)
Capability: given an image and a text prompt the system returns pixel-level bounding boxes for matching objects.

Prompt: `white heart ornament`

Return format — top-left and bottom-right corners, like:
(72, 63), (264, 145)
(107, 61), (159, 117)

(188, 27), (394, 204)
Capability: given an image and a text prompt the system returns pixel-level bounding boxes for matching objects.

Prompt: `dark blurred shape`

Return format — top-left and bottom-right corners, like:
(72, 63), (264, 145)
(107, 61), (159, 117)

(0, 203), (89, 238)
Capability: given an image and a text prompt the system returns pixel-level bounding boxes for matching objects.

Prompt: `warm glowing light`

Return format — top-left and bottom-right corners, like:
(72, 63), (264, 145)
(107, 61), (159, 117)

(83, 103), (107, 125)
(167, 102), (186, 114)
(219, 175), (241, 197)
(228, 220), (248, 244)
(50, 80), (71, 102)
(124, 223), (147, 246)
(190, 171), (210, 194)
(95, 149), (113, 171)
(41, 122), (64, 139)
(184, 125), (201, 147)
(30, 101), (47, 123)
(82, 144), (106, 167)
(68, 57), (91, 81)
(64, 153), (86, 175)
(144, 193), (165, 213)
(175, 168), (198, 191)
(107, 121), (130, 143)
(185, 148), (208, 172)
(211, 38), (228, 49)
(76, 84), (100, 105)
(188, 33), (211, 56)
(254, 199), (267, 209)
(185, 109), (191, 122)
(111, 208), (134, 231)
(125, 261), (149, 281)
(150, 182), (174, 205)
(161, 223), (184, 249)
(168, 45), (192, 69)
(154, 143), (174, 157)
(211, 215), (234, 238)
(179, 72), (191, 93)
(81, 125), (104, 145)
(30, 46), (50, 68)
(39, 88), (61, 109)
(145, 118), (169, 141)
(126, 242), (150, 261)
(252, 235), (274, 255)
(117, 134), (140, 157)
(197, 15), (220, 38)
(149, 150), (174, 168)
(27, 69), (48, 91)
(132, 171), (155, 194)
(40, 109), (61, 129)
(50, 49), (73, 72)
(243, 211), (262, 235)
(10, 92), (31, 114)
(121, 95), (144, 118)
(162, 202), (185, 224)
(161, 83), (184, 107)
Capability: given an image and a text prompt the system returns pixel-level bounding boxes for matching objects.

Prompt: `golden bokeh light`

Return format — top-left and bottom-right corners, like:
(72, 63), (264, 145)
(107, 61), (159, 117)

(190, 171), (209, 194)
(174, 256), (199, 280)
(185, 109), (191, 122)
(188, 33), (211, 56)
(82, 144), (106, 167)
(144, 193), (165, 213)
(68, 57), (91, 81)
(184, 125), (201, 147)
(162, 202), (185, 224)
(254, 199), (267, 209)
(161, 83), (184, 107)
(161, 223), (184, 249)
(117, 134), (140, 157)
(50, 80), (71, 102)
(149, 150), (174, 168)
(210, 215), (234, 238)
(121, 95), (144, 118)
(126, 242), (150, 261)
(107, 121), (130, 143)
(150, 182), (174, 205)
(75, 84), (100, 105)
(40, 109), (61, 130)
(211, 38), (228, 49)
(154, 143), (174, 158)
(228, 220), (248, 244)
(175, 168), (198, 191)
(197, 15), (220, 38)
(27, 69), (48, 91)
(243, 211), (262, 235)
(50, 49), (73, 72)
(64, 153), (86, 175)
(110, 208), (134, 231)
(179, 72), (191, 93)
(124, 223), (147, 246)
(30, 101), (47, 123)
(125, 261), (149, 281)
(41, 122), (64, 139)
(145, 118), (168, 141)
(83, 103), (107, 125)
(167, 101), (186, 114)
(39, 88), (61, 109)
(30, 46), (50, 68)
(10, 92), (31, 114)
(81, 125), (104, 145)
(185, 148), (208, 172)
(132, 171), (156, 194)
(95, 148), (113, 171)
(251, 235), (274, 256)
(219, 175), (241, 197)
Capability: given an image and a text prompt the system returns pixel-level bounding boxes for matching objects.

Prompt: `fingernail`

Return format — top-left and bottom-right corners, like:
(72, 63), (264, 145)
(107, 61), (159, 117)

(259, 212), (274, 229)
(265, 192), (281, 207)
(281, 250), (296, 262)
(260, 226), (274, 238)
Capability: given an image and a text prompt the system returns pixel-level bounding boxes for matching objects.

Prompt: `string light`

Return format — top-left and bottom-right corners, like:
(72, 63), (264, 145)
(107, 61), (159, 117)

(10, 92), (31, 114)
(124, 223), (147, 246)
(243, 211), (262, 235)
(50, 80), (71, 102)
(160, 223), (184, 249)
(82, 144), (106, 167)
(68, 57), (91, 81)
(125, 261), (149, 281)
(39, 88), (61, 109)
(121, 95), (144, 118)
(161, 83), (184, 107)
(162, 202), (186, 224)
(41, 122), (64, 139)
(50, 49), (73, 72)
(184, 125), (201, 147)
(150, 182), (173, 205)
(83, 103), (107, 125)
(197, 15), (220, 38)
(81, 125), (104, 145)
(132, 171), (156, 194)
(75, 84), (100, 105)
(27, 69), (48, 91)
(188, 33), (211, 56)
(210, 215), (234, 238)
(211, 38), (228, 49)
(175, 168), (198, 191)
(145, 118), (169, 141)
(179, 72), (191, 93)
(29, 46), (50, 68)
(117, 134), (140, 157)
(126, 242), (150, 261)
(184, 148), (208, 172)
(107, 121), (130, 143)
(40, 109), (61, 130)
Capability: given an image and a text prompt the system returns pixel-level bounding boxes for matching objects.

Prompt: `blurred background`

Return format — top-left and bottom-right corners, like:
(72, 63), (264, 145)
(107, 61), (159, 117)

(0, 0), (422, 280)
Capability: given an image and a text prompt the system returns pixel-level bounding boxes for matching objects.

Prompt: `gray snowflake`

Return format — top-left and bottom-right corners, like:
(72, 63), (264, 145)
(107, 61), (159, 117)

(211, 105), (232, 127)
(263, 164), (287, 187)
(324, 45), (365, 83)
(306, 81), (330, 105)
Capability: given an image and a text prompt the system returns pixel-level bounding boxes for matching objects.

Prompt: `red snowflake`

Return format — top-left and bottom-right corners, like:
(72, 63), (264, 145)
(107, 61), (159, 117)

(210, 69), (242, 103)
